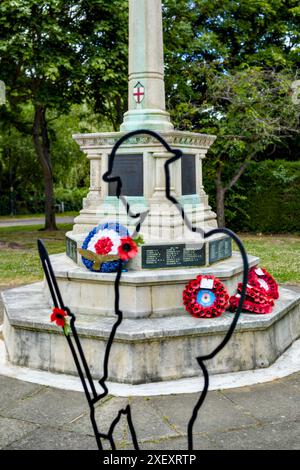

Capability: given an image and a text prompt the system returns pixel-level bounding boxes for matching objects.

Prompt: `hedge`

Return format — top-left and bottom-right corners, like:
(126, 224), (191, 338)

(0, 187), (88, 216)
(211, 160), (300, 233)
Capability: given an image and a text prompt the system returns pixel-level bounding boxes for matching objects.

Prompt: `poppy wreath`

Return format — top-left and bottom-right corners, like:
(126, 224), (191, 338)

(229, 282), (274, 314)
(183, 274), (230, 319)
(80, 222), (142, 273)
(248, 266), (279, 300)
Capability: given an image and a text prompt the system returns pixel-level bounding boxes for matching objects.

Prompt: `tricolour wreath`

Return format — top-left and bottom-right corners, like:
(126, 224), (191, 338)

(78, 222), (144, 273)
(183, 274), (229, 318)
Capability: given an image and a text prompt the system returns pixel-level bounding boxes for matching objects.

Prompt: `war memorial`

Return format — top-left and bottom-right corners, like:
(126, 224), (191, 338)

(2, 0), (300, 394)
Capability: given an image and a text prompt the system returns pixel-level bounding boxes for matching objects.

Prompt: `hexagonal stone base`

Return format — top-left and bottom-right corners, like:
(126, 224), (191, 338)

(2, 281), (300, 384)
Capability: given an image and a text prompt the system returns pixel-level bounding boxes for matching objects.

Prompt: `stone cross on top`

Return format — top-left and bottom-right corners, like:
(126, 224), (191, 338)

(120, 0), (174, 132)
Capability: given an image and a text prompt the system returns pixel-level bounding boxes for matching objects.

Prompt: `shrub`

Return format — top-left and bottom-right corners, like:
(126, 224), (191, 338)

(204, 160), (300, 233)
(54, 187), (89, 212)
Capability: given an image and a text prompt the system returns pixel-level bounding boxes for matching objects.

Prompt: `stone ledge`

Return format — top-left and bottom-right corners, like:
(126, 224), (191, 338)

(44, 252), (259, 318)
(73, 130), (216, 150)
(2, 284), (299, 341)
(51, 252), (259, 285)
(2, 284), (300, 383)
(1, 338), (299, 395)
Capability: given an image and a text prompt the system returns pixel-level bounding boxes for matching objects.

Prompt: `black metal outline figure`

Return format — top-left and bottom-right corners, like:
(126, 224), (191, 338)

(38, 129), (248, 451)
(37, 241), (139, 451)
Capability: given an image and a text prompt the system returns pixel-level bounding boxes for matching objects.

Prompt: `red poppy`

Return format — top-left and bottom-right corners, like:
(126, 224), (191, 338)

(94, 237), (113, 255)
(51, 307), (67, 327)
(118, 237), (138, 261)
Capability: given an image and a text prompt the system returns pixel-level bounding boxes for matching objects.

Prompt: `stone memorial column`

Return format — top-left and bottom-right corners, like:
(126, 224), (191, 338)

(121, 0), (174, 132)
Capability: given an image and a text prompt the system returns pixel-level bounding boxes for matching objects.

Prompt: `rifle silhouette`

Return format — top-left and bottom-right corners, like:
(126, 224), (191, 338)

(38, 129), (248, 451)
(37, 239), (139, 451)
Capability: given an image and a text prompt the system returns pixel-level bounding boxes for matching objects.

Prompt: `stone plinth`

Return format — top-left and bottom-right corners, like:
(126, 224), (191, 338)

(70, 130), (218, 269)
(2, 283), (300, 384)
(45, 251), (259, 319)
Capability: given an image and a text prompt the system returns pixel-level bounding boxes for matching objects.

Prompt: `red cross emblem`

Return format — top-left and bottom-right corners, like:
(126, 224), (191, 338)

(133, 82), (145, 104)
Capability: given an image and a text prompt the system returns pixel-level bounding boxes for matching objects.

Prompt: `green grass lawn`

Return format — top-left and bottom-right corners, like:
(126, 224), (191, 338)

(0, 225), (299, 288)
(238, 234), (300, 284)
(0, 224), (72, 287)
(0, 211), (77, 221)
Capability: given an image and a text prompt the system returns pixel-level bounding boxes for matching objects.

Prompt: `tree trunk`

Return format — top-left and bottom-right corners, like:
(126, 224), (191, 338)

(215, 158), (252, 228)
(215, 164), (226, 228)
(32, 106), (57, 231)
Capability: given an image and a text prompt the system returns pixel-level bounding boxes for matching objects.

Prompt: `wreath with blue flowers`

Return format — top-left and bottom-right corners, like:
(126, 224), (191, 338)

(79, 222), (144, 273)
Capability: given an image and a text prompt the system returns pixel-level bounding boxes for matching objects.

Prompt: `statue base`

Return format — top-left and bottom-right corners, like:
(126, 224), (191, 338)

(2, 252), (300, 385)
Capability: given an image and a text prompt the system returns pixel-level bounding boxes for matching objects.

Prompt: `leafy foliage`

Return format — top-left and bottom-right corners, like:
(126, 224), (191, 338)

(1, 0), (300, 230)
(162, 0), (300, 226)
(0, 0), (128, 228)
(205, 159), (300, 232)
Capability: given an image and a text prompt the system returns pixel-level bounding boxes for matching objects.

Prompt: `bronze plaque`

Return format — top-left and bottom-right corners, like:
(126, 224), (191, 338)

(109, 154), (143, 196)
(182, 154), (196, 195)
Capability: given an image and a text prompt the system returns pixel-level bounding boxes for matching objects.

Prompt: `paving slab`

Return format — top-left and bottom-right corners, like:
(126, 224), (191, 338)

(0, 375), (44, 413)
(279, 370), (300, 389)
(212, 420), (300, 450)
(148, 391), (258, 436)
(4, 426), (97, 450)
(65, 396), (130, 443)
(142, 435), (219, 450)
(127, 397), (181, 442)
(0, 372), (300, 450)
(221, 379), (300, 424)
(0, 416), (38, 448)
(0, 386), (88, 427)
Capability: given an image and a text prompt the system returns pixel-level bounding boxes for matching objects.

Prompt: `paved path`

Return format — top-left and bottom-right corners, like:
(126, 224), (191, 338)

(0, 371), (299, 450)
(0, 216), (74, 228)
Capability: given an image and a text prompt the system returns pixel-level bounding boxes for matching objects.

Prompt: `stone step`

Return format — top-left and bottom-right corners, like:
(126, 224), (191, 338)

(2, 283), (300, 385)
(48, 252), (259, 318)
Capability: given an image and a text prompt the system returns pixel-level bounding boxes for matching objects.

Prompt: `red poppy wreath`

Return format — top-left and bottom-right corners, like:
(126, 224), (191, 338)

(248, 266), (279, 300)
(229, 282), (274, 315)
(183, 275), (229, 318)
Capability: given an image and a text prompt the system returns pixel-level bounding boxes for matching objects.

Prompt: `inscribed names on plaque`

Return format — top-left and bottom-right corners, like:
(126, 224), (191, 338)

(209, 237), (232, 264)
(142, 244), (205, 269)
(66, 236), (78, 263)
(109, 154), (143, 196)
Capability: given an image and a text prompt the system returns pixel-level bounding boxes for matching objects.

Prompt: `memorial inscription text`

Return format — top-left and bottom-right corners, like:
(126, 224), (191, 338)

(142, 244), (206, 269)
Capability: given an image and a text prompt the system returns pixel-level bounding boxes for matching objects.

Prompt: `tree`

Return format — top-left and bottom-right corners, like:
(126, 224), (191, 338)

(0, 0), (128, 229)
(203, 69), (299, 226)
(162, 0), (300, 226)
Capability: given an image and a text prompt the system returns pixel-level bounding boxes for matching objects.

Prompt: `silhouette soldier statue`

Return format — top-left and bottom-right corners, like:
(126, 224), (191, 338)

(38, 129), (248, 451)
